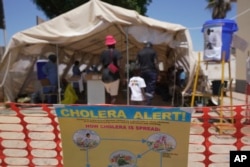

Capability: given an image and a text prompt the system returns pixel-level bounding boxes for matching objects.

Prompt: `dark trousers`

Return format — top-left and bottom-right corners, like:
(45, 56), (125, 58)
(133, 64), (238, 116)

(43, 86), (57, 104)
(141, 70), (157, 105)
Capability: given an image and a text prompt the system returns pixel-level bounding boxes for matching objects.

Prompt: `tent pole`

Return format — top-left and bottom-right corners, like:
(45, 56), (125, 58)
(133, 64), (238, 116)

(1, 29), (8, 102)
(171, 51), (177, 106)
(125, 28), (129, 105)
(56, 45), (61, 103)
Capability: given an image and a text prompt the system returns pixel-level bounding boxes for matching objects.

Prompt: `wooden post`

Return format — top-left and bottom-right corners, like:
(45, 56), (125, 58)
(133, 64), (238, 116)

(191, 52), (201, 107)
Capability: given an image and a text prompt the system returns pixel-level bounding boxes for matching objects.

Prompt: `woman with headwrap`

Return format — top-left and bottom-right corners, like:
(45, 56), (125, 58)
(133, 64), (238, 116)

(100, 35), (123, 104)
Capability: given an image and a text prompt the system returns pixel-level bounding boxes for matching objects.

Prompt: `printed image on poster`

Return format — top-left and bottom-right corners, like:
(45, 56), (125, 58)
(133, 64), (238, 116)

(72, 129), (100, 150)
(109, 150), (136, 166)
(146, 133), (176, 153)
(203, 26), (223, 61)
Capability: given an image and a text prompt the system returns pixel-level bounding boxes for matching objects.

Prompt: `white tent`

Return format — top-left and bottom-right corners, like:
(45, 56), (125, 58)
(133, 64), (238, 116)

(0, 0), (195, 102)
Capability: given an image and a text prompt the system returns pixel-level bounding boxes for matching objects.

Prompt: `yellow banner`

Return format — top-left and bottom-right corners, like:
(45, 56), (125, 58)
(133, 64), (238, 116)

(56, 105), (192, 167)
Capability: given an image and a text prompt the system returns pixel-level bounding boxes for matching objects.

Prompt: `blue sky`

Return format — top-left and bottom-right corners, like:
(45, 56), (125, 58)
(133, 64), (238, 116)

(0, 0), (237, 51)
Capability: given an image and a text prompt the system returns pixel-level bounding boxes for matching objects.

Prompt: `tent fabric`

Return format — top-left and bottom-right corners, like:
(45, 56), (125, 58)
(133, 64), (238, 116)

(0, 0), (195, 102)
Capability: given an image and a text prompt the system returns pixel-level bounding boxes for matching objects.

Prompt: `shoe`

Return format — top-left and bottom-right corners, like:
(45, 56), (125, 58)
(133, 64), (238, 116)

(145, 93), (153, 98)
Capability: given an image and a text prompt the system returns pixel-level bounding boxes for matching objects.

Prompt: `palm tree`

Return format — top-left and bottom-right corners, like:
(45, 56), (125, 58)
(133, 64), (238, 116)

(206, 0), (232, 19)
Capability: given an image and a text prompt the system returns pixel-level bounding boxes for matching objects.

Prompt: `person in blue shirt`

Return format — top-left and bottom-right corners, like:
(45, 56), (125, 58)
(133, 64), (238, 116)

(178, 68), (186, 88)
(72, 60), (85, 95)
(72, 61), (81, 76)
(42, 54), (58, 103)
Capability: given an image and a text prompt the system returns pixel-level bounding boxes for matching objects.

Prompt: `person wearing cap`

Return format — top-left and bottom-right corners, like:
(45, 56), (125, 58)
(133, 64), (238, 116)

(136, 41), (159, 105)
(100, 35), (123, 104)
(42, 54), (58, 103)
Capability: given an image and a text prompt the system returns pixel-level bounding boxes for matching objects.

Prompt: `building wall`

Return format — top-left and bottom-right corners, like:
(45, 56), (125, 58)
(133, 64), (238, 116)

(235, 0), (250, 93)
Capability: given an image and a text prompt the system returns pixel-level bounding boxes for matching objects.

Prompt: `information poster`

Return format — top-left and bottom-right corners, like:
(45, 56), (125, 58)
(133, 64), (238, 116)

(203, 25), (223, 61)
(55, 105), (192, 167)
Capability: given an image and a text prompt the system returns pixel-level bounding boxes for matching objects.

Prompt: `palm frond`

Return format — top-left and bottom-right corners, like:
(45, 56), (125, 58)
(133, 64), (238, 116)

(205, 0), (232, 19)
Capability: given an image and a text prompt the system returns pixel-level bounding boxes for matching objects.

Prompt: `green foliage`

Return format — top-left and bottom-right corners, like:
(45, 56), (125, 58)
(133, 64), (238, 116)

(32, 0), (152, 19)
(205, 0), (232, 19)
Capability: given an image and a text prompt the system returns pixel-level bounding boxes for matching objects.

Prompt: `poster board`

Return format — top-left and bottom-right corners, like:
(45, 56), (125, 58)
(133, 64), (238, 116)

(55, 105), (192, 167)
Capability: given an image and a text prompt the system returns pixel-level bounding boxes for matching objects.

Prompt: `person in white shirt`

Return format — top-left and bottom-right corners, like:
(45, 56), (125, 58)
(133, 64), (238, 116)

(128, 68), (146, 105)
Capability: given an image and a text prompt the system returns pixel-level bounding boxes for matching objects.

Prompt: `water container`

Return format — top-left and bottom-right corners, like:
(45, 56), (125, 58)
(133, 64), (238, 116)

(202, 19), (238, 62)
(36, 59), (48, 80)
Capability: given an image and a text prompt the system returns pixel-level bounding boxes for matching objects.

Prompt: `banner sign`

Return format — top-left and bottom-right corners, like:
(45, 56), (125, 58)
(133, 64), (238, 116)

(203, 25), (223, 61)
(55, 105), (192, 167)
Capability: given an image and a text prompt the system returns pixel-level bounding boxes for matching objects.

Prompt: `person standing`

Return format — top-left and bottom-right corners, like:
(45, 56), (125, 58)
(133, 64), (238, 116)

(71, 60), (84, 96)
(72, 60), (82, 76)
(100, 35), (123, 104)
(176, 66), (186, 88)
(42, 54), (58, 103)
(179, 68), (186, 88)
(136, 41), (159, 105)
(128, 68), (146, 105)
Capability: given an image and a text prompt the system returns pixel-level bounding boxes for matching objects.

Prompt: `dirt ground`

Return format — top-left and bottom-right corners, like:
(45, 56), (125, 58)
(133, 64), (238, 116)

(77, 88), (174, 107)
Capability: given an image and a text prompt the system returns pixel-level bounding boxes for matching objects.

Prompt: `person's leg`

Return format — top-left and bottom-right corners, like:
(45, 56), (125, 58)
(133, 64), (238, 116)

(148, 71), (157, 95)
(51, 85), (58, 103)
(130, 100), (139, 105)
(141, 71), (152, 105)
(109, 79), (120, 104)
(141, 71), (150, 94)
(142, 71), (157, 105)
(180, 79), (184, 88)
(42, 86), (56, 104)
(105, 90), (111, 104)
(103, 82), (112, 104)
(138, 101), (145, 105)
(51, 94), (58, 104)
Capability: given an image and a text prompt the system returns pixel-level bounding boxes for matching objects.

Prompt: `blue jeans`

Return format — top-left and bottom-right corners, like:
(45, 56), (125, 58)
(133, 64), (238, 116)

(43, 85), (57, 104)
(141, 70), (157, 105)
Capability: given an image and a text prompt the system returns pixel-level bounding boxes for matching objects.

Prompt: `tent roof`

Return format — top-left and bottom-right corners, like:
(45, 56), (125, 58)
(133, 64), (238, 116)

(0, 0), (194, 102)
(2, 0), (187, 57)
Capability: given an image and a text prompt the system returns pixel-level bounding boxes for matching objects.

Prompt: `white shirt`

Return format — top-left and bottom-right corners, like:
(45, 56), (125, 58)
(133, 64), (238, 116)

(128, 76), (146, 101)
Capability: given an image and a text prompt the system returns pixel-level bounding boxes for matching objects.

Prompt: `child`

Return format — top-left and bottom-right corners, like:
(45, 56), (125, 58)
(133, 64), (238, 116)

(128, 68), (146, 105)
